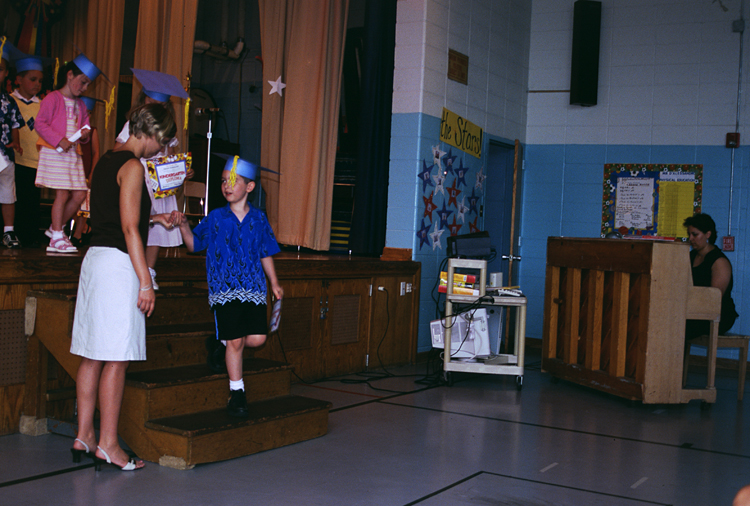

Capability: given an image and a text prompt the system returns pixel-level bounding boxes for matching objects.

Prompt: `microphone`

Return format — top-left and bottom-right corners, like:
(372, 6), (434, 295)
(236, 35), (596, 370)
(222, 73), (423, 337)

(194, 107), (220, 115)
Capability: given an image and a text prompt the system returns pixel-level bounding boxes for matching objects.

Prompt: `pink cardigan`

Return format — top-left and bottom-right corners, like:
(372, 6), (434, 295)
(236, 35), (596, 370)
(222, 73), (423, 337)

(35, 90), (91, 149)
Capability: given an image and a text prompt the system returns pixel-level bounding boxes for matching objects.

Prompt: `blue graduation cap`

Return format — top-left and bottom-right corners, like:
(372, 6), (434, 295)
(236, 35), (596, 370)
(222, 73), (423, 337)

(15, 55), (45, 73)
(0, 37), (24, 65)
(215, 153), (278, 185)
(72, 46), (105, 82)
(131, 68), (189, 102)
(80, 96), (101, 112)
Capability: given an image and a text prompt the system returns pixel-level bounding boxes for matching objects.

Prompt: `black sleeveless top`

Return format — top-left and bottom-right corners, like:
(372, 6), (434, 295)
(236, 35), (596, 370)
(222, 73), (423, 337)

(89, 150), (150, 254)
(690, 247), (739, 334)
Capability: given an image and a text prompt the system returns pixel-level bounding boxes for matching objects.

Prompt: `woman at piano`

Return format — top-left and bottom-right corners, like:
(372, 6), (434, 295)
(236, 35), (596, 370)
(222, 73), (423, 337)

(684, 213), (739, 339)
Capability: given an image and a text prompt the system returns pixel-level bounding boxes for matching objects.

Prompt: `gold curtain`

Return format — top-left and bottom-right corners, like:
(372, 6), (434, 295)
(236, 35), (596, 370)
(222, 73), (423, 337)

(48, 0), (125, 151)
(132, 0), (199, 149)
(258, 0), (349, 251)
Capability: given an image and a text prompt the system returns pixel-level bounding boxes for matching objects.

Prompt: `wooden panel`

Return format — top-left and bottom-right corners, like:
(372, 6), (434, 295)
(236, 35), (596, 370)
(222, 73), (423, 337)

(0, 383), (25, 435)
(369, 275), (418, 369)
(563, 268), (581, 364)
(542, 265), (560, 362)
(609, 272), (629, 377)
(547, 237), (653, 273)
(330, 295), (360, 345)
(584, 269), (604, 370)
(322, 279), (371, 378)
(0, 310), (26, 385)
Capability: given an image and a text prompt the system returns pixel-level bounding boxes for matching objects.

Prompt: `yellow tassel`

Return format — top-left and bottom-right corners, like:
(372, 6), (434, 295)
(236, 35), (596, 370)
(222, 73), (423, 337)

(105, 85), (116, 131)
(54, 58), (59, 89)
(229, 156), (238, 189)
(184, 98), (190, 131)
(0, 37), (6, 61)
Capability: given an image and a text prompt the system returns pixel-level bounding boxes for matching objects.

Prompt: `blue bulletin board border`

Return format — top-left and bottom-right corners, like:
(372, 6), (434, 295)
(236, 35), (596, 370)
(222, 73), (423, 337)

(601, 163), (702, 239)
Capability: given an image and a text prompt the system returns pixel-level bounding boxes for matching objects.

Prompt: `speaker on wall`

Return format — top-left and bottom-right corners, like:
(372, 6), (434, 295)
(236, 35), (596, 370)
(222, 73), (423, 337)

(570, 0), (601, 106)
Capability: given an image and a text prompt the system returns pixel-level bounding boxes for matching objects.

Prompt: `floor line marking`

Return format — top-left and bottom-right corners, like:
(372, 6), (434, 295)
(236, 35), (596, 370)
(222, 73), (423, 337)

(539, 462), (558, 473)
(631, 477), (648, 489)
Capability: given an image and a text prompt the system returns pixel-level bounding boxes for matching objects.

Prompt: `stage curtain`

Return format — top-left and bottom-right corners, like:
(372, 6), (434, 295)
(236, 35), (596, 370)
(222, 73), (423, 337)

(47, 0), (125, 151)
(348, 0), (396, 257)
(132, 0), (199, 150)
(258, 0), (349, 251)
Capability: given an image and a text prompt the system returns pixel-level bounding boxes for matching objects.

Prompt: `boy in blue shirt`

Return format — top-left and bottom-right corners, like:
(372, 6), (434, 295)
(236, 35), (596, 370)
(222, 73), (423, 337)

(0, 38), (26, 248)
(176, 155), (283, 417)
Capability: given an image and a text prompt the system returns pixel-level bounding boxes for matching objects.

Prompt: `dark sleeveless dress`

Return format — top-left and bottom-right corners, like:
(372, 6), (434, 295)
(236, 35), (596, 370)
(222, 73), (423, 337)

(686, 247), (739, 339)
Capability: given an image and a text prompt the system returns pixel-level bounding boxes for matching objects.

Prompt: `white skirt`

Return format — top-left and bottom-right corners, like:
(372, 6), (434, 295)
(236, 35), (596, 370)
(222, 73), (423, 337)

(70, 247), (147, 361)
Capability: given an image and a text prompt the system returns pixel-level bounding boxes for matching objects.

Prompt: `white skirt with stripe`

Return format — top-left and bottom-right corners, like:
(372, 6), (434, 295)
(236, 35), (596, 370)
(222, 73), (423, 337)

(70, 247), (146, 361)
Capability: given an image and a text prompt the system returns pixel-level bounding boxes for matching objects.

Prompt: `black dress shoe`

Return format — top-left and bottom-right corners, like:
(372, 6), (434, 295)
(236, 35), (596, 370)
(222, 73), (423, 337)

(205, 337), (227, 373)
(227, 389), (249, 418)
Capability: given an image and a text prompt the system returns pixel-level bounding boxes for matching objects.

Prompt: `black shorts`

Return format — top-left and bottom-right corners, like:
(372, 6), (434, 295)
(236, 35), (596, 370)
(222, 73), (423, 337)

(212, 299), (268, 341)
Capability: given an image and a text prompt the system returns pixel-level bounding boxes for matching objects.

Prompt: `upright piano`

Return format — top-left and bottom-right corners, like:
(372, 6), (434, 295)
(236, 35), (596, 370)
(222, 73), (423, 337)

(542, 237), (720, 404)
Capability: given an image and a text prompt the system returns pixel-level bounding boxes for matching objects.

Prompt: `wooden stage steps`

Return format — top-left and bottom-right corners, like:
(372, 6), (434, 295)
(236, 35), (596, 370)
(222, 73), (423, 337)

(23, 286), (331, 469)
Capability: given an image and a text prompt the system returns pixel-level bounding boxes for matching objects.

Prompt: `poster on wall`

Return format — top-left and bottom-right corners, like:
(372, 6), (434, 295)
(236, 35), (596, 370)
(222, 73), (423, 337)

(601, 164), (702, 240)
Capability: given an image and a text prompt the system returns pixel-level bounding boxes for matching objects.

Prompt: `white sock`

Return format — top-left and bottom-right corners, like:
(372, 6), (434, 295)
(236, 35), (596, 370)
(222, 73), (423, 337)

(3, 226), (12, 233)
(229, 379), (244, 391)
(52, 230), (64, 240)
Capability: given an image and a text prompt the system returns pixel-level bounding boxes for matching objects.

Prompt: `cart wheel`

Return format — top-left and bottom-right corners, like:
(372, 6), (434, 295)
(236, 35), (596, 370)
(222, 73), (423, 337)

(443, 371), (453, 387)
(516, 376), (523, 391)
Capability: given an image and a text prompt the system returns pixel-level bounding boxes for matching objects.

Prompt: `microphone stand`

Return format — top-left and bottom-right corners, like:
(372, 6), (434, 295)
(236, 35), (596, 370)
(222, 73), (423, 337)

(203, 113), (214, 215)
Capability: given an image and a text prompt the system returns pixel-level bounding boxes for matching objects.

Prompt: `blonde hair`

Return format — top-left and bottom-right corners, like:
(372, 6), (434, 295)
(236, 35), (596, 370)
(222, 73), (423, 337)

(128, 102), (177, 146)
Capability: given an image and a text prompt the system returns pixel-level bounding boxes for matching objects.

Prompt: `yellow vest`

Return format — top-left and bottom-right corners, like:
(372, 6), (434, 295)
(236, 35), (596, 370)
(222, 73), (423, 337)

(11, 91), (40, 169)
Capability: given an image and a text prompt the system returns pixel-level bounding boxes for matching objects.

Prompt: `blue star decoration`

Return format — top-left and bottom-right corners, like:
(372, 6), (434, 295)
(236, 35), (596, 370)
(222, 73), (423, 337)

(442, 148), (457, 175)
(418, 160), (435, 193)
(417, 218), (431, 249)
(423, 191), (438, 219)
(436, 200), (453, 229)
(448, 215), (462, 236)
(429, 222), (444, 250)
(468, 187), (480, 215)
(455, 158), (468, 188)
(447, 179), (462, 208)
(469, 216), (480, 234)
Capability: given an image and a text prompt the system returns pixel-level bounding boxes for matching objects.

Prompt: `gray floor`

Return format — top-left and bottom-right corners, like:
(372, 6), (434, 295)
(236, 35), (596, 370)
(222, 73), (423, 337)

(1, 351), (748, 506)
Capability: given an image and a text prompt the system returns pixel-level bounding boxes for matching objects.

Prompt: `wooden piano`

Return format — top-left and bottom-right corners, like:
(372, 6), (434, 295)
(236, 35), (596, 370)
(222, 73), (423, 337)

(542, 237), (720, 404)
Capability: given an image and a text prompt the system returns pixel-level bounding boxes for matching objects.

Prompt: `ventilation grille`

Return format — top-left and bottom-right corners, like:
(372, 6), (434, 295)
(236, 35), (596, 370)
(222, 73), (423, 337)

(0, 310), (26, 386)
(331, 295), (360, 345)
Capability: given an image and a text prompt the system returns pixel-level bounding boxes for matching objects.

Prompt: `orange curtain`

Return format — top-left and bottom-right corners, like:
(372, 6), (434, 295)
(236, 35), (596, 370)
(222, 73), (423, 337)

(47, 0), (124, 151)
(132, 0), (199, 149)
(258, 0), (349, 251)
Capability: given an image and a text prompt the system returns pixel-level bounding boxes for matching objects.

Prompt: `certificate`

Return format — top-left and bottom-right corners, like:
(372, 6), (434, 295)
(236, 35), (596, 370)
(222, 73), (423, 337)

(146, 152), (192, 199)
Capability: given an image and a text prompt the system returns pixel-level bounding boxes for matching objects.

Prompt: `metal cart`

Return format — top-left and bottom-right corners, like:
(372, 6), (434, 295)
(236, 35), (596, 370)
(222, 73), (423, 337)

(442, 258), (527, 389)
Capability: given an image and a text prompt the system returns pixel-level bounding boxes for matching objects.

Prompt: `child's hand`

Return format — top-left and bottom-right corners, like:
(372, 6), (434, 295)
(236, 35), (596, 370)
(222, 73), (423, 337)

(80, 129), (91, 142)
(271, 283), (284, 301)
(8, 141), (22, 156)
(185, 168), (194, 180)
(58, 138), (73, 152)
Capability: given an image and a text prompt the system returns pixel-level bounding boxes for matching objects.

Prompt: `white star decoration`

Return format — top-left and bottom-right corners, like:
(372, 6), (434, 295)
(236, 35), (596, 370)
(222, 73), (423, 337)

(432, 145), (446, 170)
(475, 167), (486, 191)
(433, 171), (447, 196)
(268, 76), (286, 96)
(457, 197), (469, 223)
(430, 222), (444, 250)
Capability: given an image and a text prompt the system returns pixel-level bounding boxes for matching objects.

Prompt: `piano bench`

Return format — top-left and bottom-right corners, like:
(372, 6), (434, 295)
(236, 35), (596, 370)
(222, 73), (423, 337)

(684, 334), (749, 401)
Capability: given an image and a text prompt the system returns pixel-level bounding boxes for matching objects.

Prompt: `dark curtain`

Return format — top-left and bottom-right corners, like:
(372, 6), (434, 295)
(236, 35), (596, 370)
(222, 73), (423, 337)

(348, 0), (396, 256)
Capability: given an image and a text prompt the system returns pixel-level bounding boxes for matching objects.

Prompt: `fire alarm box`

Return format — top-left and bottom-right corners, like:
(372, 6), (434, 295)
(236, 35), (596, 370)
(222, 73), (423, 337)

(726, 132), (740, 148)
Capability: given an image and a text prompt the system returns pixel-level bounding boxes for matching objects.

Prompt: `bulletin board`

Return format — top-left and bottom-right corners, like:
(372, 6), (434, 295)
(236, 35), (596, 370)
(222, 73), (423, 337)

(601, 164), (702, 240)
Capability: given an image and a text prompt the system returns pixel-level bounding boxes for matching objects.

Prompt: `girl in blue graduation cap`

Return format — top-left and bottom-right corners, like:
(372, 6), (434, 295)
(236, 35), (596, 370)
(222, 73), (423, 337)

(174, 155), (283, 418)
(35, 51), (101, 253)
(115, 68), (191, 289)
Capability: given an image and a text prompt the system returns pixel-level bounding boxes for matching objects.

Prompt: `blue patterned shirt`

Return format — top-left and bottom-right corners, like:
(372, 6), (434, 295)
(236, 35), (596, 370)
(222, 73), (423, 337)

(0, 91), (24, 162)
(192, 204), (281, 307)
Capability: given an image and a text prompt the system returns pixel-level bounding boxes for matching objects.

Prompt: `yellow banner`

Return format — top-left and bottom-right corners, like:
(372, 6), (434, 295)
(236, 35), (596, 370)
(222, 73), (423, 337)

(439, 107), (483, 159)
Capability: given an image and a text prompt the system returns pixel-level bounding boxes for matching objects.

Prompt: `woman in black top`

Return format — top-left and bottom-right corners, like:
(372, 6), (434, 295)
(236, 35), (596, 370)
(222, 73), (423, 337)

(69, 103), (177, 471)
(684, 213), (738, 339)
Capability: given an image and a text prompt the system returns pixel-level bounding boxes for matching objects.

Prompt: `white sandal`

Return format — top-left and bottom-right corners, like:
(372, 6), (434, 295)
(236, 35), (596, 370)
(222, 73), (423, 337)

(94, 446), (143, 471)
(47, 236), (77, 253)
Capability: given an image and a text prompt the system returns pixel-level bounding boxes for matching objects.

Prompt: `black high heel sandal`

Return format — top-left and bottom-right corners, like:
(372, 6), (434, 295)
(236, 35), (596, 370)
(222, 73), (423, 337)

(70, 438), (91, 463)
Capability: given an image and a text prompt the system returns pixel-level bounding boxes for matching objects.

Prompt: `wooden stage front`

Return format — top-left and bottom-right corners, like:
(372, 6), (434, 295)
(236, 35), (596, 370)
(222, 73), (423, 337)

(0, 246), (421, 435)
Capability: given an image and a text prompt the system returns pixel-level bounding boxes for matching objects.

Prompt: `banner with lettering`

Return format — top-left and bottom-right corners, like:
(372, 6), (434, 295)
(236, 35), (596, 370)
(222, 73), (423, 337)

(439, 108), (483, 159)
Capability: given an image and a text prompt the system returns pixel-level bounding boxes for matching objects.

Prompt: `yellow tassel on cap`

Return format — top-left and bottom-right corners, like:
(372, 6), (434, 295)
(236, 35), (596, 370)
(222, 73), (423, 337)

(184, 98), (190, 131)
(229, 155), (239, 189)
(0, 37), (6, 61)
(54, 58), (60, 89)
(105, 85), (116, 131)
